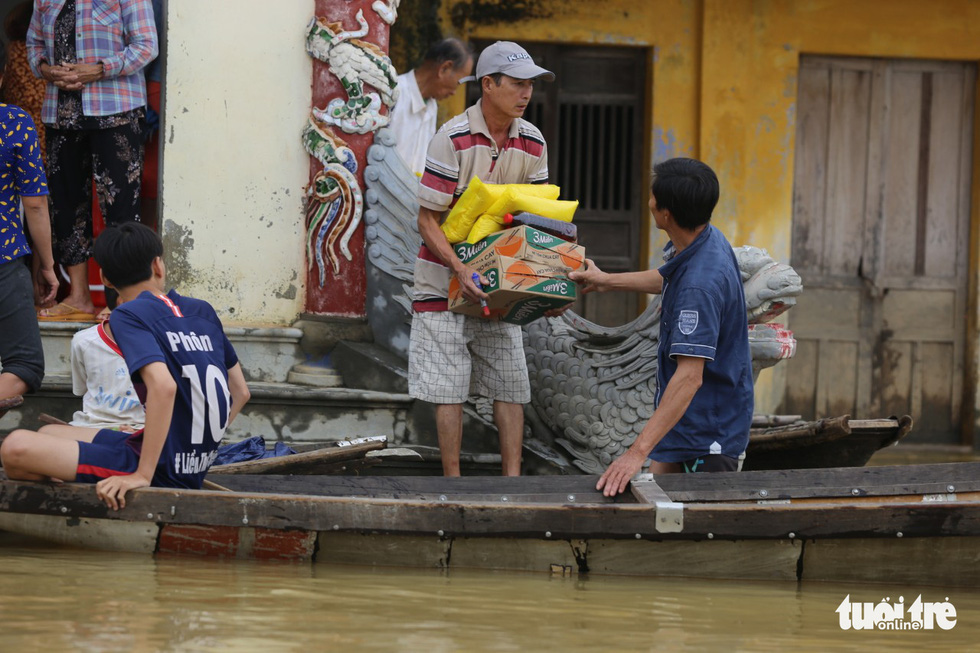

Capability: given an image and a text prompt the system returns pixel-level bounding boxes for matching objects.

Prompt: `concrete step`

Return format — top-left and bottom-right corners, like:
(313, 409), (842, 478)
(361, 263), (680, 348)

(230, 380), (414, 443)
(38, 321), (306, 384)
(332, 340), (502, 454)
(21, 321), (414, 442)
(2, 324), (504, 458)
(0, 374), (415, 445)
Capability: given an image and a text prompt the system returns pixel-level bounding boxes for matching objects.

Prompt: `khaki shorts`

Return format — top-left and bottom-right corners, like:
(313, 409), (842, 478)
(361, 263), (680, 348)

(408, 311), (531, 404)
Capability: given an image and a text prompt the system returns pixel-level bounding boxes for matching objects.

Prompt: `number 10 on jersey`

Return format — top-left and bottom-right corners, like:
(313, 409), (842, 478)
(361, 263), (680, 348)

(181, 364), (232, 444)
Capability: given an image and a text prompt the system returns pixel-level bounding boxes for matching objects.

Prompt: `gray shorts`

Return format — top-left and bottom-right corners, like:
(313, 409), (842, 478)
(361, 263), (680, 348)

(408, 311), (531, 405)
(0, 259), (45, 391)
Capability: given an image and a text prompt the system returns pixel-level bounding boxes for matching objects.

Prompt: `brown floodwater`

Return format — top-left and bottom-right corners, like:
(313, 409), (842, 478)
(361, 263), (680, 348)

(869, 444), (980, 466)
(0, 532), (976, 652)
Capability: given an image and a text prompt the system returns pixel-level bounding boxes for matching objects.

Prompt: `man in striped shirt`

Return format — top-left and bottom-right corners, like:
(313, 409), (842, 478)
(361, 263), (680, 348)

(409, 41), (554, 476)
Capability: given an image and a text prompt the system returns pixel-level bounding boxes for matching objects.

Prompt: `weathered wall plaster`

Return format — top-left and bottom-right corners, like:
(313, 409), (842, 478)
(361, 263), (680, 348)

(161, 0), (311, 324)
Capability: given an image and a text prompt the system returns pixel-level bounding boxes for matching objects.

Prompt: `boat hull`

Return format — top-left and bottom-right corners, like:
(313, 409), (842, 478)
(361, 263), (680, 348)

(1, 510), (977, 586)
(1, 462), (977, 586)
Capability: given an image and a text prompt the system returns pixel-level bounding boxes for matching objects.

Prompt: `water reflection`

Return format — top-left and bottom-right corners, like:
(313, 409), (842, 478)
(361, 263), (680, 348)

(0, 533), (976, 651)
(869, 444), (980, 466)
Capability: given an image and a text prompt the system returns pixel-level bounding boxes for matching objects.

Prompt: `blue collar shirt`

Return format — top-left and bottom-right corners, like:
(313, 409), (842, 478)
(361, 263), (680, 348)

(652, 224), (754, 462)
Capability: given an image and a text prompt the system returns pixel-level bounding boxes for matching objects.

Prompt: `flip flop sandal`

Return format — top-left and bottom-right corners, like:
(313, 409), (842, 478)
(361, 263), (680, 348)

(37, 302), (96, 322)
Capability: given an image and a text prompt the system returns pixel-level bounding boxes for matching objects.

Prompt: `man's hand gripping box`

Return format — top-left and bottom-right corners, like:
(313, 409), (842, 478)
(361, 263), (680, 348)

(448, 226), (586, 325)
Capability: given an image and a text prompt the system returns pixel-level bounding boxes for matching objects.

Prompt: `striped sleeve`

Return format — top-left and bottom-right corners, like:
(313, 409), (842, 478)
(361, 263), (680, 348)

(418, 129), (459, 212)
(519, 122), (549, 184)
(527, 139), (549, 184)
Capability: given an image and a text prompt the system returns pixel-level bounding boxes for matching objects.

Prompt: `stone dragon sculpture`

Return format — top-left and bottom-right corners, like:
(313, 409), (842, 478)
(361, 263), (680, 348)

(362, 129), (803, 471)
(362, 127), (422, 357)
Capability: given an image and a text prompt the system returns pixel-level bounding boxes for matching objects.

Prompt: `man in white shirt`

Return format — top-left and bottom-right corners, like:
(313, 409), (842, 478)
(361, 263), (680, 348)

(388, 39), (473, 176)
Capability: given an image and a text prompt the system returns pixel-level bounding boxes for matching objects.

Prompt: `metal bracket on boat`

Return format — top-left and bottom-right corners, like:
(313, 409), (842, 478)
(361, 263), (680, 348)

(630, 475), (685, 533)
(336, 435), (388, 447)
(655, 502), (684, 533)
(922, 493), (957, 502)
(631, 474), (684, 537)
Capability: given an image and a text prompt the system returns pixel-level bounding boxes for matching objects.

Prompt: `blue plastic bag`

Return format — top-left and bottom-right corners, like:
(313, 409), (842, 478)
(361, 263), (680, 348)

(214, 436), (297, 465)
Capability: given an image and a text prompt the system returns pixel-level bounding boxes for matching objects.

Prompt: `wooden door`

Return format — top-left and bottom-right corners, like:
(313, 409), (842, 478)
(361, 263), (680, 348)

(782, 56), (975, 444)
(467, 43), (649, 326)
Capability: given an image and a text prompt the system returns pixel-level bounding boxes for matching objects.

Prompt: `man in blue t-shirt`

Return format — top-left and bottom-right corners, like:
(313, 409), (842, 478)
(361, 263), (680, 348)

(0, 35), (59, 405)
(1, 223), (251, 509)
(569, 158), (753, 496)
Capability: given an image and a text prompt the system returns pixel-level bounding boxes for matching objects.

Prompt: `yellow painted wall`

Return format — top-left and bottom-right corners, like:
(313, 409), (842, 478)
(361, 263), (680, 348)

(442, 0), (980, 419)
(702, 0), (980, 257)
(700, 0), (980, 424)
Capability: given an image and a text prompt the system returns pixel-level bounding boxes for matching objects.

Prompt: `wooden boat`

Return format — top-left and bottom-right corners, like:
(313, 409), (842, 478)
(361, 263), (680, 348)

(745, 414), (913, 471)
(4, 409), (915, 479)
(0, 461), (977, 587)
(201, 414), (915, 478)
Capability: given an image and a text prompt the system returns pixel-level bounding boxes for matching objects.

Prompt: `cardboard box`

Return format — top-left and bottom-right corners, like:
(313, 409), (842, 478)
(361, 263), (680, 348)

(448, 255), (578, 325)
(453, 225), (585, 273)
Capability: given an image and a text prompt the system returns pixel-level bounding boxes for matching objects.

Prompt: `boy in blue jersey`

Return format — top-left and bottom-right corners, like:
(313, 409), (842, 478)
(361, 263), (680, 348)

(1, 223), (251, 509)
(569, 158), (753, 496)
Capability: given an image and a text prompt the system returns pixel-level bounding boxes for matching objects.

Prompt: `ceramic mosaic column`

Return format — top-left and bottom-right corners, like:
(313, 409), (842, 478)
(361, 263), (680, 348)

(304, 0), (399, 315)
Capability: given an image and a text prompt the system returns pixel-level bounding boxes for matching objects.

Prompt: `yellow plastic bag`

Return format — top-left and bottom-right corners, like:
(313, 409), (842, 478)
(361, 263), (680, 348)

(484, 188), (578, 223)
(440, 178), (561, 243)
(440, 177), (500, 243)
(465, 213), (507, 244)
